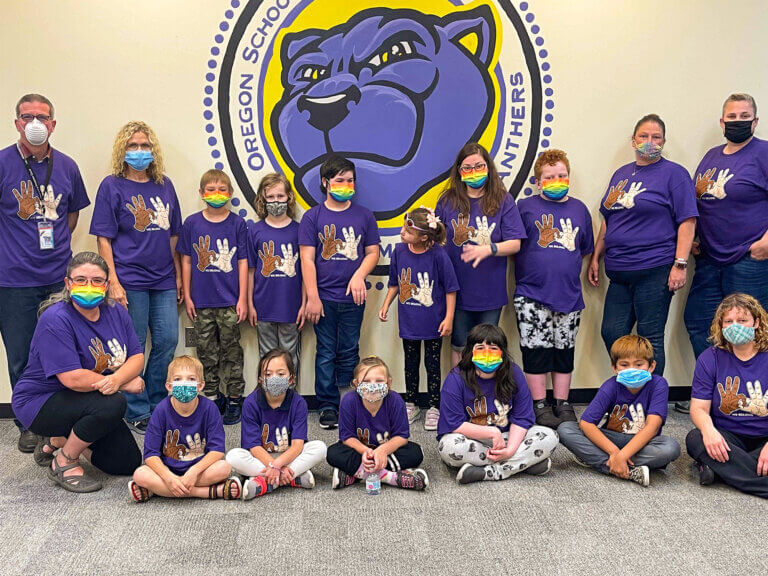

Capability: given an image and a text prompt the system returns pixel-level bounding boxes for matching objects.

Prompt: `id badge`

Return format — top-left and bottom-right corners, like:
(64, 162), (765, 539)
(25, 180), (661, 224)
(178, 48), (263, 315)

(38, 220), (54, 250)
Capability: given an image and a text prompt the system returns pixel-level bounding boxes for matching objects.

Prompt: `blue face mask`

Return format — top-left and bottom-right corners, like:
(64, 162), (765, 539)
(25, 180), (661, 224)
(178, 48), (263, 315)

(616, 368), (652, 389)
(125, 150), (154, 171)
(723, 323), (755, 346)
(171, 381), (198, 403)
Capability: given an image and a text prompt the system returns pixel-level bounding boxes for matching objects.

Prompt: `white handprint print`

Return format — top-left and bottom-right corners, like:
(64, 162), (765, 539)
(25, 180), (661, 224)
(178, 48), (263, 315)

(275, 426), (290, 452)
(557, 218), (579, 252)
(149, 197), (171, 230)
(181, 433), (206, 461)
(339, 227), (361, 260)
(616, 182), (646, 209)
(276, 243), (298, 277)
(707, 168), (733, 199)
(212, 239), (236, 273)
(493, 400), (509, 428)
(622, 404), (646, 434)
(471, 216), (497, 246)
(744, 380), (768, 417)
(37, 185), (61, 221)
(413, 272), (434, 307)
(106, 338), (127, 369)
(375, 431), (391, 445)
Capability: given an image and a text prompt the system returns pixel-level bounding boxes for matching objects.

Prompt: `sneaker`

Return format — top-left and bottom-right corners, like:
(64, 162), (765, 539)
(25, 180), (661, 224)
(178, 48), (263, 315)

(291, 470), (315, 489)
(696, 461), (715, 486)
(424, 407), (440, 431)
(554, 400), (577, 423)
(126, 418), (149, 435)
(674, 400), (690, 414)
(319, 409), (338, 429)
(570, 453), (592, 468)
(395, 468), (428, 491)
(628, 465), (650, 487)
(456, 463), (488, 485)
(210, 393), (228, 415)
(534, 400), (561, 429)
(17, 429), (38, 453)
(405, 402), (421, 424)
(242, 476), (269, 500)
(331, 467), (357, 489)
(223, 396), (243, 425)
(523, 458), (551, 476)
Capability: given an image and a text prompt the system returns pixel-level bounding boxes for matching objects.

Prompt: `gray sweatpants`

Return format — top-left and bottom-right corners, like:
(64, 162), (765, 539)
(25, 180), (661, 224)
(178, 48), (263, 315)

(257, 321), (301, 375)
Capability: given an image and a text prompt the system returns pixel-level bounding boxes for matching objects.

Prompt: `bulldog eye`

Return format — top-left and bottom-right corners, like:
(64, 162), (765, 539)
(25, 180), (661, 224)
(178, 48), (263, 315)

(295, 65), (328, 83)
(367, 40), (415, 69)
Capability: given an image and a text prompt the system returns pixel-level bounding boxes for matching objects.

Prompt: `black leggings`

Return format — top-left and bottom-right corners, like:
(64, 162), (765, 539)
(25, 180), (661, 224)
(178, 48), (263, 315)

(402, 338), (442, 408)
(326, 441), (424, 475)
(30, 389), (142, 476)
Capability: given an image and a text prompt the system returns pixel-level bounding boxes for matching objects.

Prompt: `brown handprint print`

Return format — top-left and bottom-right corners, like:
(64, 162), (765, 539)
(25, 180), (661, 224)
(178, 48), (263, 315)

(717, 376), (748, 415)
(12, 180), (41, 220)
(466, 397), (491, 426)
(163, 429), (188, 460)
(451, 213), (477, 247)
(357, 427), (373, 447)
(261, 424), (276, 452)
(125, 195), (155, 232)
(258, 241), (283, 277)
(695, 168), (716, 199)
(535, 213), (561, 248)
(606, 404), (631, 432)
(193, 235), (217, 272)
(88, 338), (114, 374)
(318, 224), (344, 260)
(398, 267), (419, 304)
(603, 179), (628, 210)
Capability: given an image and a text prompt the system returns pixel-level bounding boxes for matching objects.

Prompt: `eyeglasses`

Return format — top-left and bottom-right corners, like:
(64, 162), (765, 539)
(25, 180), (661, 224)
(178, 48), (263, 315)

(126, 143), (153, 151)
(18, 114), (52, 123)
(459, 162), (487, 174)
(69, 276), (108, 287)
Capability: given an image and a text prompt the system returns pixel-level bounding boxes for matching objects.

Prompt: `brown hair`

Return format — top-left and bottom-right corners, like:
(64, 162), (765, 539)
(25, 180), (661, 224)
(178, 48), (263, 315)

(722, 93), (757, 117)
(709, 293), (768, 352)
(609, 335), (655, 366)
(166, 355), (204, 382)
(38, 251), (115, 316)
(405, 207), (446, 247)
(258, 348), (296, 388)
(16, 93), (54, 118)
(353, 356), (391, 383)
(633, 114), (666, 139)
(438, 142), (507, 217)
(253, 173), (296, 220)
(533, 149), (570, 181)
(200, 169), (232, 192)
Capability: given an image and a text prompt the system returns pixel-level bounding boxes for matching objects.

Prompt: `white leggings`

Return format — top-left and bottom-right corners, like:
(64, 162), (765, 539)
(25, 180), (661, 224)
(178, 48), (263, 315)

(226, 441), (328, 477)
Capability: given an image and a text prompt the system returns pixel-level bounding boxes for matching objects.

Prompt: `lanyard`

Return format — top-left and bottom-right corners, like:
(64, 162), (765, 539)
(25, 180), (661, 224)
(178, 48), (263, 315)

(20, 148), (54, 199)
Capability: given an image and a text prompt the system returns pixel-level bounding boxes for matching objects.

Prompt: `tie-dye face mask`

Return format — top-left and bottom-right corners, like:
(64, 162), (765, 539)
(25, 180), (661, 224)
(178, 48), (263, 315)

(70, 285), (106, 310)
(202, 190), (231, 208)
(328, 181), (355, 202)
(472, 349), (503, 373)
(634, 141), (663, 161)
(461, 167), (489, 189)
(542, 178), (570, 200)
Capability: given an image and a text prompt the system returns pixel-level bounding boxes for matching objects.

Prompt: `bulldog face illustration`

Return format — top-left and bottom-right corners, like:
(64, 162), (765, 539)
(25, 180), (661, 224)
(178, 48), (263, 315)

(271, 6), (496, 219)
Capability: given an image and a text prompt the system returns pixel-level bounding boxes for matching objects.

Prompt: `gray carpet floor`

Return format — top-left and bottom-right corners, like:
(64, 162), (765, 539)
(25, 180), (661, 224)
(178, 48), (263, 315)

(1, 409), (766, 576)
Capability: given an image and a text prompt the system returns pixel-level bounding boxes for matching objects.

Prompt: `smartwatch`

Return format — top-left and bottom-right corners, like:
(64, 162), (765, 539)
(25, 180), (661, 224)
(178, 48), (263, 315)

(490, 242), (498, 256)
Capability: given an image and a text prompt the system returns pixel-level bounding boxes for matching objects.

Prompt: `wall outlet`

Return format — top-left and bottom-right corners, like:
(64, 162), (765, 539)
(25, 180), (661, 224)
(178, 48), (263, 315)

(185, 327), (197, 348)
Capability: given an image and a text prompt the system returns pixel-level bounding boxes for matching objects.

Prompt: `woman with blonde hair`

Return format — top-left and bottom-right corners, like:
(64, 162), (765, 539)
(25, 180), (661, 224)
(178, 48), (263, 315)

(687, 293), (768, 497)
(89, 121), (183, 433)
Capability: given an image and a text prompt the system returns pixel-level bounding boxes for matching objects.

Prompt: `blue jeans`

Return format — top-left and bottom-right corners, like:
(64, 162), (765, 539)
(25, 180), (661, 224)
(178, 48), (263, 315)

(124, 289), (179, 421)
(0, 282), (64, 429)
(601, 264), (673, 375)
(313, 300), (365, 412)
(451, 308), (503, 350)
(684, 254), (768, 358)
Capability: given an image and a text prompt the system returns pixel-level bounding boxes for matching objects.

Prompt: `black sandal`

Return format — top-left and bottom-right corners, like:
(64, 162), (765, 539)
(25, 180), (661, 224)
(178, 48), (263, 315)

(48, 451), (102, 493)
(128, 480), (153, 502)
(208, 477), (242, 500)
(34, 437), (57, 467)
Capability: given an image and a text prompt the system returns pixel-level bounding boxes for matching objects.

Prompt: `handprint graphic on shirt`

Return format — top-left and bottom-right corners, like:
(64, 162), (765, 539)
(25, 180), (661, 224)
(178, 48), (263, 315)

(212, 239), (236, 273)
(106, 338), (127, 369)
(149, 197), (171, 230)
(717, 376), (748, 415)
(398, 268), (419, 304)
(259, 241), (283, 277)
(603, 179), (628, 210)
(622, 404), (646, 434)
(180, 433), (206, 461)
(126, 195), (155, 232)
(276, 244), (299, 277)
(357, 427), (373, 448)
(535, 214), (560, 248)
(616, 182), (646, 209)
(466, 397), (493, 426)
(375, 431), (391, 446)
(88, 338), (113, 374)
(193, 235), (217, 271)
(413, 272), (434, 307)
(606, 404), (631, 432)
(163, 430), (188, 460)
(38, 185), (61, 220)
(743, 380), (768, 417)
(707, 168), (733, 200)
(339, 227), (361, 260)
(318, 224), (344, 260)
(557, 218), (579, 252)
(493, 400), (509, 428)
(695, 168), (717, 199)
(451, 213), (476, 247)
(471, 216), (496, 246)
(13, 180), (41, 220)
(275, 426), (290, 452)
(261, 424), (276, 452)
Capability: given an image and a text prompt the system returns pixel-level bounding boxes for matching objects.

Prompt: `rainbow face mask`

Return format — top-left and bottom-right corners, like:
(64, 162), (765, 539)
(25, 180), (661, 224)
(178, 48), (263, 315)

(202, 190), (231, 208)
(472, 349), (503, 373)
(70, 285), (106, 309)
(461, 167), (489, 189)
(634, 141), (663, 161)
(542, 178), (570, 200)
(328, 181), (355, 202)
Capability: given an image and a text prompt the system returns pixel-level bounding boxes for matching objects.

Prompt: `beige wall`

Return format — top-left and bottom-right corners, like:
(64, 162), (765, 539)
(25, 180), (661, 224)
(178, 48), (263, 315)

(1, 0), (767, 403)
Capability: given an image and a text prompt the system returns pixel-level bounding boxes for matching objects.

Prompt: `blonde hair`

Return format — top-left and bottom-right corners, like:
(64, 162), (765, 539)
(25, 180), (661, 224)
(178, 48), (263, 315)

(200, 169), (232, 191)
(253, 173), (296, 220)
(110, 121), (166, 184)
(353, 356), (391, 382)
(723, 93), (757, 117)
(166, 355), (204, 382)
(709, 293), (768, 352)
(609, 335), (654, 366)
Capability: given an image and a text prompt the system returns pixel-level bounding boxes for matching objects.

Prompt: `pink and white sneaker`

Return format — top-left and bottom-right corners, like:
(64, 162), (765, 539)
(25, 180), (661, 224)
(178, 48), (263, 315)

(424, 407), (440, 431)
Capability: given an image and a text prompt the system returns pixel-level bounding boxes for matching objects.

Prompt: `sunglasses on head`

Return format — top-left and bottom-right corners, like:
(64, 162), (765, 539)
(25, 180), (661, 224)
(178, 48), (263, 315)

(404, 213), (431, 233)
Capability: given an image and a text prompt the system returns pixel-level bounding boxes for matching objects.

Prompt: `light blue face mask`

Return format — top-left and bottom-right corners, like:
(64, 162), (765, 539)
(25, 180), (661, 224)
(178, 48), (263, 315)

(616, 368), (652, 389)
(125, 150), (154, 171)
(723, 323), (755, 346)
(171, 381), (198, 403)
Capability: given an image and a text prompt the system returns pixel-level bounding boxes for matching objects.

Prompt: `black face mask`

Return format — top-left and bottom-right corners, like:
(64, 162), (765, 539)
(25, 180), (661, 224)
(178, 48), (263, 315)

(724, 120), (754, 144)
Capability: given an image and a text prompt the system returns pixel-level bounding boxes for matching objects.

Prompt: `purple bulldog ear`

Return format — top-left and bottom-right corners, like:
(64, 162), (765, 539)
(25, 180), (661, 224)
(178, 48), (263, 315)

(282, 30), (324, 62)
(435, 4), (495, 67)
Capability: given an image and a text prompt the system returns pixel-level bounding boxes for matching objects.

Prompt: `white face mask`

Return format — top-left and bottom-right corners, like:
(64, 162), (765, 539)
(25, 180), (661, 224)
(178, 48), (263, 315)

(24, 118), (49, 146)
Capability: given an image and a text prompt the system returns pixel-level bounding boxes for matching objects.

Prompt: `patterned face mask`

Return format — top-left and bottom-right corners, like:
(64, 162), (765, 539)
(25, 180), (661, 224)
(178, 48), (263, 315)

(356, 381), (389, 403)
(722, 323), (755, 346)
(171, 381), (198, 403)
(265, 201), (288, 217)
(264, 375), (291, 397)
(616, 368), (652, 388)
(634, 141), (663, 161)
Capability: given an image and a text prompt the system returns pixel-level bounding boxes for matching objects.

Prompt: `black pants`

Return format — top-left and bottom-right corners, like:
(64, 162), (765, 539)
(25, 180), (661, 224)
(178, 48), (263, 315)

(402, 338), (442, 408)
(30, 389), (142, 476)
(326, 441), (424, 475)
(686, 427), (768, 499)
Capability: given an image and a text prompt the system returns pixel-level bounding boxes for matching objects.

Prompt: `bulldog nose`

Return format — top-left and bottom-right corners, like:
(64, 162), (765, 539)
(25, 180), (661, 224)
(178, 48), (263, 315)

(298, 86), (361, 132)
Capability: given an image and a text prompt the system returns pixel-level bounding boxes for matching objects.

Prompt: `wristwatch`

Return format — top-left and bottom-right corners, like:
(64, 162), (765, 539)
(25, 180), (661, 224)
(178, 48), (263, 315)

(490, 242), (498, 256)
(674, 258), (687, 270)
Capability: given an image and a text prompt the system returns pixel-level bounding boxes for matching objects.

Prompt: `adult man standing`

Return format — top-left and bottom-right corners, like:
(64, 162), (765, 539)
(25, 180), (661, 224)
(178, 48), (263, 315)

(0, 94), (89, 451)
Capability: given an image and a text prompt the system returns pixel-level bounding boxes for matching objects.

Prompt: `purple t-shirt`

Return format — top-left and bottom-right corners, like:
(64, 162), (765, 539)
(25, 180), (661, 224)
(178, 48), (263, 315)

(338, 390), (410, 447)
(240, 388), (308, 453)
(298, 202), (380, 303)
(695, 138), (768, 265)
(437, 365), (535, 439)
(580, 374), (669, 436)
(247, 220), (302, 323)
(90, 175), (182, 290)
(515, 194), (594, 313)
(599, 157), (698, 271)
(11, 301), (142, 429)
(435, 194), (526, 311)
(143, 396), (226, 474)
(177, 211), (248, 308)
(0, 144), (89, 287)
(387, 243), (459, 340)
(692, 346), (768, 437)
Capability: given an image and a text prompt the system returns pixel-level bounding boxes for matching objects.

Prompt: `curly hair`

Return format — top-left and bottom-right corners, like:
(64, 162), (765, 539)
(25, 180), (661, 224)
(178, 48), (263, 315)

(253, 173), (296, 220)
(405, 207), (446, 247)
(110, 121), (165, 184)
(533, 149), (570, 181)
(438, 142), (507, 217)
(709, 293), (768, 352)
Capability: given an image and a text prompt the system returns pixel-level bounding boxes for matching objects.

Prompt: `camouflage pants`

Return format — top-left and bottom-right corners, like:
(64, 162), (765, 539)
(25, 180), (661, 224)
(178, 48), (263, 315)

(195, 306), (244, 397)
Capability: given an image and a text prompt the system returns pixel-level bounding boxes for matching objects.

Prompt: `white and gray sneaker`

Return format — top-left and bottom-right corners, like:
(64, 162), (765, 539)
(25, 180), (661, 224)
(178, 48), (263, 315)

(405, 402), (421, 424)
(628, 465), (650, 487)
(456, 463), (488, 484)
(423, 407), (440, 431)
(291, 470), (315, 489)
(523, 458), (551, 476)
